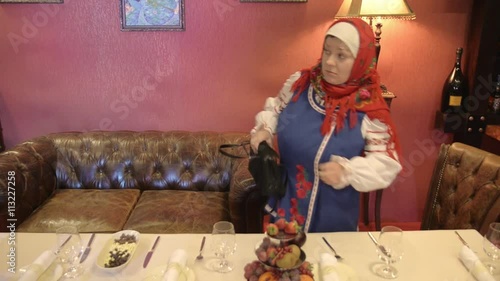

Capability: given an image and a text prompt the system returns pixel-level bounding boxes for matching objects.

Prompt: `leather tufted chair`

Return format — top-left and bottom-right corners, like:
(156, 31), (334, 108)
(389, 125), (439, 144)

(0, 131), (264, 234)
(421, 142), (500, 235)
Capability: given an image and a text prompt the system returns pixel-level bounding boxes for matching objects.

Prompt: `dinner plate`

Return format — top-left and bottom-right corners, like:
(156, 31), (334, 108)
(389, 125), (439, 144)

(142, 265), (196, 281)
(96, 229), (140, 272)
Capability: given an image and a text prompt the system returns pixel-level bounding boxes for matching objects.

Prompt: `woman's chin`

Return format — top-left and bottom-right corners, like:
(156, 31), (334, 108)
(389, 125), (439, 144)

(323, 77), (340, 85)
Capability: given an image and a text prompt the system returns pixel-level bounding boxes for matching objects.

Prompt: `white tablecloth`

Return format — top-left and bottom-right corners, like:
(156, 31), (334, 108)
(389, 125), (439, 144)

(0, 229), (494, 280)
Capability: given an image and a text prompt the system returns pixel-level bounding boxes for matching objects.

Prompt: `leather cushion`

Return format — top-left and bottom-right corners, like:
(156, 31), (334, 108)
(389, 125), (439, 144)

(17, 189), (140, 233)
(49, 131), (236, 192)
(123, 190), (229, 233)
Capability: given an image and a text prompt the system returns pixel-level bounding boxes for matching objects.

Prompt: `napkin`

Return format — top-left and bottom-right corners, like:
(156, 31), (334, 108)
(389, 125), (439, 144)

(162, 249), (188, 281)
(320, 253), (341, 281)
(320, 253), (358, 281)
(18, 250), (57, 281)
(458, 245), (496, 281)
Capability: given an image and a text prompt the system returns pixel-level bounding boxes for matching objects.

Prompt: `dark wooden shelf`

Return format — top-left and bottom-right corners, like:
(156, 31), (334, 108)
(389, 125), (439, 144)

(435, 110), (489, 134)
(486, 112), (500, 125)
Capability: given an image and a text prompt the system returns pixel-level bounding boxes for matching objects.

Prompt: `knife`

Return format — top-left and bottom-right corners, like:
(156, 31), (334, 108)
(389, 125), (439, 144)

(55, 234), (72, 255)
(367, 232), (390, 257)
(143, 235), (160, 268)
(454, 231), (471, 248)
(79, 233), (95, 263)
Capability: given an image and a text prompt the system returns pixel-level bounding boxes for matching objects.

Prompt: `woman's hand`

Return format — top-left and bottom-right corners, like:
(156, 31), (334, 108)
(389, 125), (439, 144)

(250, 129), (273, 153)
(318, 161), (346, 189)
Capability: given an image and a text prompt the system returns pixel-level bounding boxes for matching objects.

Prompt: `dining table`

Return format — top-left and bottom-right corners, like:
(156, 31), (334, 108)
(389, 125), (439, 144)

(0, 229), (494, 280)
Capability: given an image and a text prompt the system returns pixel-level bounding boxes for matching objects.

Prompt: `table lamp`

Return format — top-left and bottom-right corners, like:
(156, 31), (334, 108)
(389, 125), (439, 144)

(334, 0), (416, 65)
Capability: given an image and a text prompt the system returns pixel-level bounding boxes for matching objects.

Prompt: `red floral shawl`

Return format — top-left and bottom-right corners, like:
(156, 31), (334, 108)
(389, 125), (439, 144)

(291, 18), (401, 159)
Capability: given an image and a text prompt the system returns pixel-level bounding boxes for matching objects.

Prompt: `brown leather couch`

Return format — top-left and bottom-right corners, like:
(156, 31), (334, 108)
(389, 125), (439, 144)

(0, 131), (265, 234)
(421, 142), (500, 235)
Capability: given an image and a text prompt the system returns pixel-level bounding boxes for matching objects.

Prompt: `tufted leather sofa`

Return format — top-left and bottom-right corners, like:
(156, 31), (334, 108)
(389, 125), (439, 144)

(421, 142), (500, 235)
(0, 131), (265, 234)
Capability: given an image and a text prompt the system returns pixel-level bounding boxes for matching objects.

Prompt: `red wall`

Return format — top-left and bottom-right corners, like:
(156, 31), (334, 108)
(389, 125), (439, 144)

(0, 0), (473, 224)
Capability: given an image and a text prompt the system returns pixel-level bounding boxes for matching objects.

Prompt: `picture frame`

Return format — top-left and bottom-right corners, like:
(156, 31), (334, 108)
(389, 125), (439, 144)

(240, 0), (306, 2)
(120, 0), (185, 31)
(0, 0), (62, 3)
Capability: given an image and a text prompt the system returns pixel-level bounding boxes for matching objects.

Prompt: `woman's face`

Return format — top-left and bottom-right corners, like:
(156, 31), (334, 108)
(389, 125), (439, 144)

(321, 36), (355, 85)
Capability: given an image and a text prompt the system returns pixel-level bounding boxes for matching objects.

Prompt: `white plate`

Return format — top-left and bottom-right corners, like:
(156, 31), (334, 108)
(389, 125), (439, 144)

(142, 265), (196, 281)
(96, 230), (140, 272)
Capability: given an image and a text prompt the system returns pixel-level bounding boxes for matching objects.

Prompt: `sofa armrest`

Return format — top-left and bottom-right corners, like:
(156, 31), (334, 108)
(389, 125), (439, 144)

(228, 158), (265, 233)
(0, 137), (58, 232)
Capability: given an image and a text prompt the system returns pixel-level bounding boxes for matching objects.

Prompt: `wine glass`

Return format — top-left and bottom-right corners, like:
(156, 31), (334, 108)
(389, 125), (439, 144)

(210, 221), (236, 273)
(375, 226), (404, 279)
(55, 226), (84, 278)
(483, 222), (500, 274)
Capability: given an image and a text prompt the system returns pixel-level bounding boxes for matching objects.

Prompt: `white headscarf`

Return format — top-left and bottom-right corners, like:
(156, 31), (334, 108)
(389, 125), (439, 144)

(325, 22), (360, 57)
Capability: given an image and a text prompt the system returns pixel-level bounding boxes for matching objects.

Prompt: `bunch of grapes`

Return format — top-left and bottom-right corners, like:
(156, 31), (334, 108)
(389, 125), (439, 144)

(243, 260), (266, 280)
(277, 269), (301, 281)
(256, 236), (298, 266)
(298, 261), (314, 277)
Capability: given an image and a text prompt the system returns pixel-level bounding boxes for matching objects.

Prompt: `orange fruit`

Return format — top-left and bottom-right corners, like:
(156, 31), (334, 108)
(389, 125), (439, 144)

(300, 274), (314, 281)
(258, 271), (278, 281)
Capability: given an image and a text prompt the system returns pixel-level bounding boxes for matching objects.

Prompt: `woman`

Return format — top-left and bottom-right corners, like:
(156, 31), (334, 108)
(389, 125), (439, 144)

(250, 19), (402, 232)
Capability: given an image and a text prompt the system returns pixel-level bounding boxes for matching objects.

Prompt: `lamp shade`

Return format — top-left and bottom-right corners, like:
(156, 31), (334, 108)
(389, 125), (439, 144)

(335, 0), (416, 20)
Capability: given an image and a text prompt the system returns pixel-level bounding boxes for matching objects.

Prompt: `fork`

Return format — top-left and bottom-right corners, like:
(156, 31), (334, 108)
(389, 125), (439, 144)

(322, 237), (343, 260)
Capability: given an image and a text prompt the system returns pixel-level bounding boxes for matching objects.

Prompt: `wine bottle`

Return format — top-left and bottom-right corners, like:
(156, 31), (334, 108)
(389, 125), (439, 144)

(441, 48), (468, 112)
(489, 74), (500, 114)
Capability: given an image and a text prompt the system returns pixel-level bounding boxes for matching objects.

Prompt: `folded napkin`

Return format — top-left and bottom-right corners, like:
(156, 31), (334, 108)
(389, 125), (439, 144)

(459, 245), (496, 281)
(18, 250), (57, 281)
(320, 253), (358, 281)
(162, 249), (188, 281)
(320, 253), (341, 281)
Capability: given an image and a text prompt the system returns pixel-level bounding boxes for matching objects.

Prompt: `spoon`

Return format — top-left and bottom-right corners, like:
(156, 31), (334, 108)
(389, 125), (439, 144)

(322, 237), (343, 260)
(196, 236), (206, 260)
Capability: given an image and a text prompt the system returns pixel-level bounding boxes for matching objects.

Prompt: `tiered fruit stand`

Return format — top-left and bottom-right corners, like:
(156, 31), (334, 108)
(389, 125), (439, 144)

(243, 220), (315, 281)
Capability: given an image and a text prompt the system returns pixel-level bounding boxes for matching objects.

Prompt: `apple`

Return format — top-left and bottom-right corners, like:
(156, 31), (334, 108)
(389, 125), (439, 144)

(266, 223), (279, 236)
(284, 221), (298, 234)
(275, 218), (287, 230)
(266, 246), (277, 259)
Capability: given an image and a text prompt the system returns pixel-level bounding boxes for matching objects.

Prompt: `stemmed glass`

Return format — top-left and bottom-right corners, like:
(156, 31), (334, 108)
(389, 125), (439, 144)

(55, 226), (84, 279)
(375, 226), (404, 279)
(483, 222), (500, 274)
(211, 221), (236, 273)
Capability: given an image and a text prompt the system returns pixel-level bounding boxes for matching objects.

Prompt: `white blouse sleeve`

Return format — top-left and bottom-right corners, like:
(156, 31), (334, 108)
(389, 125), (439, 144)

(250, 71), (301, 136)
(330, 115), (402, 192)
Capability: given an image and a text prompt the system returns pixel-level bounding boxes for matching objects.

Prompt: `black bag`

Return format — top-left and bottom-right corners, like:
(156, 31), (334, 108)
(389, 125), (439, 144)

(219, 141), (286, 198)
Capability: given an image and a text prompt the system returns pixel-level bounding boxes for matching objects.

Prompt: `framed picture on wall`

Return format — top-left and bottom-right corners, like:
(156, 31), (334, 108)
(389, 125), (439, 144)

(240, 0), (306, 2)
(0, 0), (63, 3)
(120, 0), (185, 31)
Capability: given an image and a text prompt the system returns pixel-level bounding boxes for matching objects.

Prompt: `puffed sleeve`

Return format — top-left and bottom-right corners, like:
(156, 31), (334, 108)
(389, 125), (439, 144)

(250, 71), (301, 136)
(330, 115), (402, 192)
